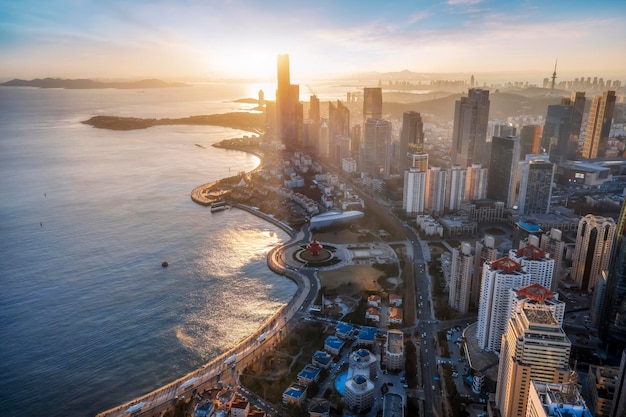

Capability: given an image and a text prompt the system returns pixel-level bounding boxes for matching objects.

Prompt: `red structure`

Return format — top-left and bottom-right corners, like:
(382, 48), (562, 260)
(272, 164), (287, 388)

(306, 240), (323, 256)
(518, 283), (553, 303)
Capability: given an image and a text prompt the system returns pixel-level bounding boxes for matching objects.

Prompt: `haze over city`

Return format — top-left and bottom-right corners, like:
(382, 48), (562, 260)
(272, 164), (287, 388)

(2, 0), (626, 82)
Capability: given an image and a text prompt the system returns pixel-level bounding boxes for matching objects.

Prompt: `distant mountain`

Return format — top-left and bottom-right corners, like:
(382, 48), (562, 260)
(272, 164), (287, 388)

(0, 78), (188, 89)
(384, 90), (563, 121)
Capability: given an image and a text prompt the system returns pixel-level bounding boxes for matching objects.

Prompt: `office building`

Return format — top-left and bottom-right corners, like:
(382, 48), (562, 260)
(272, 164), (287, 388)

(451, 88), (491, 168)
(447, 165), (466, 212)
(519, 124), (542, 159)
(496, 306), (572, 417)
(509, 245), (555, 292)
(539, 229), (566, 291)
(517, 155), (554, 215)
(309, 94), (320, 122)
(400, 111), (424, 173)
(466, 163), (488, 201)
(473, 235), (499, 306)
(276, 54), (302, 146)
(541, 92), (585, 164)
(408, 152), (429, 171)
(571, 214), (616, 293)
(427, 167), (447, 215)
(403, 168), (427, 215)
(526, 381), (592, 417)
(582, 90), (616, 159)
(363, 118), (391, 177)
(363, 87), (382, 121)
(476, 257), (532, 352)
(601, 201), (626, 346)
(488, 136), (520, 208)
(449, 242), (474, 314)
(328, 101), (350, 164)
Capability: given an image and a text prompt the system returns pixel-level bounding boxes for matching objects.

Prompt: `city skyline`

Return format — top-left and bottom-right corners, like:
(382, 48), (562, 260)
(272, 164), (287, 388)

(1, 0), (626, 82)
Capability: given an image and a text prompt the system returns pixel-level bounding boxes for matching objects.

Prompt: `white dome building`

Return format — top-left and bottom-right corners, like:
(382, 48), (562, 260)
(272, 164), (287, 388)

(344, 374), (375, 413)
(349, 348), (378, 380)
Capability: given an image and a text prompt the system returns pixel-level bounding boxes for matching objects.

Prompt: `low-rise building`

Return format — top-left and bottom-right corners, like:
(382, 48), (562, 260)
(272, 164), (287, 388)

(388, 307), (403, 325)
(389, 294), (403, 307)
(312, 351), (333, 369)
(297, 365), (321, 386)
(365, 307), (380, 323)
(367, 295), (381, 307)
(324, 336), (345, 355)
(230, 400), (250, 417)
(335, 322), (353, 339)
(357, 326), (377, 347)
(282, 383), (307, 405)
(386, 330), (404, 372)
(308, 397), (331, 417)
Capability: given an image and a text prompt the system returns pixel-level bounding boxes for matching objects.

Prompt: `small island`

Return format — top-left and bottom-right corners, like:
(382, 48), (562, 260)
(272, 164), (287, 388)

(81, 112), (264, 132)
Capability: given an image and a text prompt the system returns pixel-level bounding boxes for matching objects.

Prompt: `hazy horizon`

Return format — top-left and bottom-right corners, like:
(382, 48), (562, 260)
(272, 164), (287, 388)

(2, 0), (625, 83)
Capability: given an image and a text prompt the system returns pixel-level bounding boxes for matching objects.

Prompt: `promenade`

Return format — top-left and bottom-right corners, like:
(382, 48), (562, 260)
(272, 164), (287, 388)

(96, 204), (318, 417)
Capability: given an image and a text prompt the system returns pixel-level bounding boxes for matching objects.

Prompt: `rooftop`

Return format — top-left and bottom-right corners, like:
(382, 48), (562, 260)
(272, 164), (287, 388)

(524, 307), (558, 326)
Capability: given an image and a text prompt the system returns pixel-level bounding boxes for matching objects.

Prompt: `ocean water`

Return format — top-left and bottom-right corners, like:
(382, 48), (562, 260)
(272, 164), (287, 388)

(0, 84), (298, 417)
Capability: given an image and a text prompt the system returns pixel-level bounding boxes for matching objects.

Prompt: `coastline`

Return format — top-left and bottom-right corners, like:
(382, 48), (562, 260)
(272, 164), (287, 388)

(98, 141), (314, 417)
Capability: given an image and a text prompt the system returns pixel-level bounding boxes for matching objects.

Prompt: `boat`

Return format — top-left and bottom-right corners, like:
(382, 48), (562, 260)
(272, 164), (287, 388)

(210, 200), (230, 213)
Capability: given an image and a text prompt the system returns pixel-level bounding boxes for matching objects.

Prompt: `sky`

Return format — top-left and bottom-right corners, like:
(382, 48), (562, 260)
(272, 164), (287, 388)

(1, 0), (625, 83)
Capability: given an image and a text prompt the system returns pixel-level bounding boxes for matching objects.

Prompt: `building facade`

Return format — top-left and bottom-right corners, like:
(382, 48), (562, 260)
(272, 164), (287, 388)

(517, 155), (554, 215)
(582, 90), (616, 159)
(487, 136), (520, 208)
(571, 214), (616, 293)
(451, 88), (491, 168)
(449, 242), (474, 314)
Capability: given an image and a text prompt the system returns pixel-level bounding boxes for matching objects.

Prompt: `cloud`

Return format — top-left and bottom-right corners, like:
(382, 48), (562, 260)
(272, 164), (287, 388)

(446, 0), (483, 5)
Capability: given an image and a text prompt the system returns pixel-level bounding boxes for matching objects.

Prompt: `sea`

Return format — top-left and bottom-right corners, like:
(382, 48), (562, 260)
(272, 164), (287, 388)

(0, 81), (350, 417)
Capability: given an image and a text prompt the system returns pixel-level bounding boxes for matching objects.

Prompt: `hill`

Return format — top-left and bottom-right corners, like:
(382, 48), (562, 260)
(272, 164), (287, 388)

(0, 78), (188, 89)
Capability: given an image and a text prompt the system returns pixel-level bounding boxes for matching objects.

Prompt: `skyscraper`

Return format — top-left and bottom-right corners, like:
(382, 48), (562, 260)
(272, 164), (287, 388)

(402, 168), (427, 214)
(446, 165), (466, 212)
(508, 245), (555, 294)
(571, 214), (616, 293)
(476, 257), (531, 352)
(465, 163), (488, 201)
(582, 90), (616, 159)
(541, 92), (585, 164)
(487, 136), (520, 208)
(363, 118), (391, 177)
(276, 54), (302, 146)
(363, 87), (382, 121)
(426, 167), (447, 216)
(519, 124), (542, 158)
(540, 229), (566, 292)
(451, 88), (491, 168)
(449, 242), (474, 314)
(399, 111), (424, 173)
(328, 100), (350, 165)
(496, 305), (572, 417)
(472, 235), (498, 306)
(517, 154), (554, 215)
(601, 201), (626, 346)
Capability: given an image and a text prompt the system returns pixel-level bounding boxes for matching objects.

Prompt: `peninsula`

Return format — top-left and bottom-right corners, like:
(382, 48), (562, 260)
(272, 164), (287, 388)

(0, 77), (188, 89)
(81, 112), (264, 131)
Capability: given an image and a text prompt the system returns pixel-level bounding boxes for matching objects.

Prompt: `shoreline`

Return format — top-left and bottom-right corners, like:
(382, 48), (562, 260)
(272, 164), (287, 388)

(98, 140), (315, 417)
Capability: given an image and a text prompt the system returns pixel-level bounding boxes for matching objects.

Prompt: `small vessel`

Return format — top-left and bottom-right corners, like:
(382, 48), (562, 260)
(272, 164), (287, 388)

(210, 200), (230, 213)
(161, 261), (169, 267)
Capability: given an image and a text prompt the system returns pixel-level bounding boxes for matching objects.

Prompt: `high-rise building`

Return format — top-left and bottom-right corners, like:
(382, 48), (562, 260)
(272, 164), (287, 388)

(399, 111), (424, 173)
(571, 214), (616, 293)
(519, 124), (542, 158)
(509, 283), (565, 328)
(488, 136), (520, 208)
(449, 242), (474, 314)
(517, 154), (554, 215)
(402, 168), (427, 215)
(476, 257), (532, 352)
(541, 92), (585, 164)
(408, 152), (429, 171)
(276, 54), (303, 146)
(426, 167), (447, 215)
(587, 351), (626, 417)
(496, 306), (572, 417)
(540, 229), (566, 292)
(582, 90), (616, 159)
(451, 88), (491, 168)
(386, 330), (404, 372)
(472, 235), (499, 306)
(466, 163), (488, 201)
(610, 350), (626, 417)
(601, 200), (626, 346)
(328, 101), (350, 165)
(363, 118), (392, 177)
(309, 95), (320, 122)
(509, 245), (555, 291)
(526, 381), (592, 417)
(363, 87), (382, 121)
(351, 124), (361, 160)
(447, 165), (466, 212)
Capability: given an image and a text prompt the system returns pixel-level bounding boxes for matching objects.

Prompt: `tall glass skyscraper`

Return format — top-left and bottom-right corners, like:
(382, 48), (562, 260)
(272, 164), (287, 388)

(451, 88), (490, 168)
(601, 201), (626, 346)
